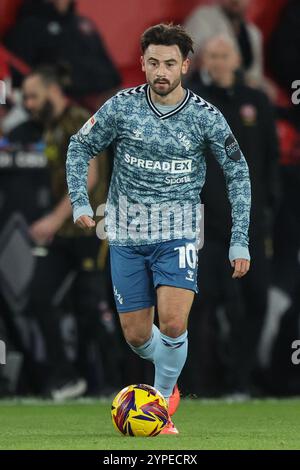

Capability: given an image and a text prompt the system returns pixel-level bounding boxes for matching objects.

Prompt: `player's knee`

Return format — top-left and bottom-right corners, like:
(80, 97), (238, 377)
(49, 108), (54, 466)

(122, 327), (151, 347)
(160, 320), (186, 339)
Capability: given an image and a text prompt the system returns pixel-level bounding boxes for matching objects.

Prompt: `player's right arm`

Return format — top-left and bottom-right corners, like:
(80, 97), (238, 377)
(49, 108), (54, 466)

(66, 97), (118, 227)
(204, 108), (251, 278)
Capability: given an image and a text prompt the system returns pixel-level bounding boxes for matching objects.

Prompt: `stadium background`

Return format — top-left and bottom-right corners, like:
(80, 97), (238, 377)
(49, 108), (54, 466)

(0, 0), (287, 87)
(0, 0), (300, 405)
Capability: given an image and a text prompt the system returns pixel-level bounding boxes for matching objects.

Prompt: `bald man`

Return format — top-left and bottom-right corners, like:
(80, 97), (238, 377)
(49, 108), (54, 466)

(185, 35), (280, 397)
(185, 0), (263, 86)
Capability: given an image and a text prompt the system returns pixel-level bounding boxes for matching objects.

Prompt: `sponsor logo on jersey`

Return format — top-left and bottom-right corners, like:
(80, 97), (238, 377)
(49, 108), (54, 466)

(225, 135), (241, 161)
(131, 129), (143, 141)
(165, 175), (191, 185)
(81, 116), (96, 135)
(124, 153), (192, 174)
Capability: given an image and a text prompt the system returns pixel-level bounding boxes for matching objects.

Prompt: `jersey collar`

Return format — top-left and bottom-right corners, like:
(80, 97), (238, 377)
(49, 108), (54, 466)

(145, 85), (191, 120)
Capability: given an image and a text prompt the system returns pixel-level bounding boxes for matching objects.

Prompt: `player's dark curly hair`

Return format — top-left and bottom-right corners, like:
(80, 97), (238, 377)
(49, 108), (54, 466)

(141, 23), (194, 59)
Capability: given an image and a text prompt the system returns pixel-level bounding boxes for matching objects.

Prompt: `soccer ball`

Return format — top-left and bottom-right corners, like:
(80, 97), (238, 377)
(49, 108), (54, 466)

(111, 384), (169, 437)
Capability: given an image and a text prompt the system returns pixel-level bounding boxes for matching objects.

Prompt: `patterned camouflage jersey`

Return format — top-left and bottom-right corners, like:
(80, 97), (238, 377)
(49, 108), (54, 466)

(45, 104), (109, 237)
(66, 85), (251, 260)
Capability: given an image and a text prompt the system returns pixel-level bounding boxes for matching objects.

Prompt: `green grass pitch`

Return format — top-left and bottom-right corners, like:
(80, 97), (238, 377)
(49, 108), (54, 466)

(0, 398), (300, 450)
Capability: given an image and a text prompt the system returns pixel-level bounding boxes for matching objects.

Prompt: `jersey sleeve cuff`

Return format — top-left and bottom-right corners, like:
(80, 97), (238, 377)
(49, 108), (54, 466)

(73, 204), (94, 222)
(229, 245), (250, 262)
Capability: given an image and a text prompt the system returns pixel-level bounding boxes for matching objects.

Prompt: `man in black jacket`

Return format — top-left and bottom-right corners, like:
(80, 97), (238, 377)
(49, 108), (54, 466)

(4, 0), (121, 109)
(268, 0), (300, 98)
(185, 35), (280, 396)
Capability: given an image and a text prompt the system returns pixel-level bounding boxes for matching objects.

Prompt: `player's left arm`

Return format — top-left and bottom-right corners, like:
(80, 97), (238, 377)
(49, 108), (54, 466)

(66, 96), (118, 228)
(30, 158), (98, 244)
(205, 109), (251, 278)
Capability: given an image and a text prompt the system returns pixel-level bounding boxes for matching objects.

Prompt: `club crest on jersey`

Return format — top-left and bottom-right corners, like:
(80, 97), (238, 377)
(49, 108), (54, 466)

(177, 132), (191, 151)
(81, 116), (96, 135)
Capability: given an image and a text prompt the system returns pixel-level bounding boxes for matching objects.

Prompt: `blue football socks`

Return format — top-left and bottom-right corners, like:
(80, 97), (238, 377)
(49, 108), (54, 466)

(153, 330), (188, 398)
(128, 324), (160, 362)
(128, 326), (188, 399)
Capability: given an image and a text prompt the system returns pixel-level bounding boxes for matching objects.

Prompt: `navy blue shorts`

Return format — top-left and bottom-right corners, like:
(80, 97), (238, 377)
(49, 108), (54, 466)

(110, 238), (198, 313)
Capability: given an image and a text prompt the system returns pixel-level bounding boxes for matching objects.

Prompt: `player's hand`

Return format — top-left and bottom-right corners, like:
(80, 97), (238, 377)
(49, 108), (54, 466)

(75, 215), (96, 229)
(231, 258), (250, 279)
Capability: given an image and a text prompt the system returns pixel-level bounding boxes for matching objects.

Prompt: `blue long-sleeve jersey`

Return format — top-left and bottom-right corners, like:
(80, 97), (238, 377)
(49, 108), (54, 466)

(66, 84), (251, 261)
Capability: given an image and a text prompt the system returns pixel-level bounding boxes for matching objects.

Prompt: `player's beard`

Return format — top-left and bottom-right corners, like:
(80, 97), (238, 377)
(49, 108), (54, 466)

(149, 75), (182, 97)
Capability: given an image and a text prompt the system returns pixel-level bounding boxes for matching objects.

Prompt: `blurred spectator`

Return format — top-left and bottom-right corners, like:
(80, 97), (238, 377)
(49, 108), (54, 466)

(262, 0), (300, 390)
(268, 0), (300, 97)
(4, 0), (121, 110)
(0, 42), (32, 134)
(184, 0), (263, 86)
(0, 49), (10, 87)
(184, 35), (280, 397)
(0, 63), (9, 138)
(0, 65), (51, 395)
(8, 65), (121, 398)
(260, 118), (300, 395)
(267, 0), (300, 123)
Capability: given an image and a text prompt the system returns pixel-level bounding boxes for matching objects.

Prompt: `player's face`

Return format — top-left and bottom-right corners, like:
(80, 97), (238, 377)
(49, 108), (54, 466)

(22, 75), (52, 122)
(202, 39), (240, 82)
(141, 45), (189, 97)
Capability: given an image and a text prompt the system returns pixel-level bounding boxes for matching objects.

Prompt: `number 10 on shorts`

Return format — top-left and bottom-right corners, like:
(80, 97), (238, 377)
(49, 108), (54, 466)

(174, 243), (197, 269)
